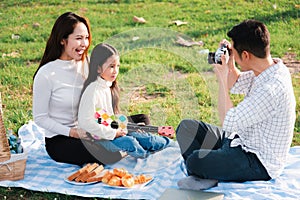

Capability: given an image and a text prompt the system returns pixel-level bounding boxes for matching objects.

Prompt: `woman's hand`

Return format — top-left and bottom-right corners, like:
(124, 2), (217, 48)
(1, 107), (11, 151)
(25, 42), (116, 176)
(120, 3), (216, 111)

(69, 128), (89, 140)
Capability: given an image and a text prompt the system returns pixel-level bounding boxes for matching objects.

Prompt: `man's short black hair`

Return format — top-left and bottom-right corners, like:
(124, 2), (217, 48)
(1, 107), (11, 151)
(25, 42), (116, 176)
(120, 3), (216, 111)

(227, 19), (270, 58)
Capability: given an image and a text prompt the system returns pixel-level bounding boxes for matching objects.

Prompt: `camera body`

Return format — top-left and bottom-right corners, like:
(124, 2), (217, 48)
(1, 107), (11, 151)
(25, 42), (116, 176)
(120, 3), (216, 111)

(208, 44), (230, 64)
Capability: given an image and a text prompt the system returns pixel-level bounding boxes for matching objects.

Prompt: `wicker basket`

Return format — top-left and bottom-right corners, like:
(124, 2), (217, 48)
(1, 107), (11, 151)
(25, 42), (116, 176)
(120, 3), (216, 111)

(0, 153), (27, 181)
(0, 92), (10, 162)
(0, 92), (27, 181)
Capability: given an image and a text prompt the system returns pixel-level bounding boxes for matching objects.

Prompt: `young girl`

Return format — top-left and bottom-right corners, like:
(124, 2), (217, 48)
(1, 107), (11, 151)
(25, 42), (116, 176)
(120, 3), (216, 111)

(78, 43), (171, 158)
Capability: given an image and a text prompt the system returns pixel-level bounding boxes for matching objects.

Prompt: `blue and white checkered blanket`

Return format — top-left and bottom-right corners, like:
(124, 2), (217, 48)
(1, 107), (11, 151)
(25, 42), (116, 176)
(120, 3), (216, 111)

(1, 121), (300, 199)
(1, 121), (186, 199)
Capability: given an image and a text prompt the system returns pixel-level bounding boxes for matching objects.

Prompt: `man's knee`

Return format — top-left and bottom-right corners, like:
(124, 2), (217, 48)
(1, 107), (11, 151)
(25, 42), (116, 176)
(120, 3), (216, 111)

(176, 119), (203, 139)
(177, 119), (196, 134)
(185, 150), (213, 177)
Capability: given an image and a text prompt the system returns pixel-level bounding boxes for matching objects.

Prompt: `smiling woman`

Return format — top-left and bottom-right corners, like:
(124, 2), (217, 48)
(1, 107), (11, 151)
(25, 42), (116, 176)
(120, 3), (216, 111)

(33, 12), (91, 78)
(32, 12), (123, 166)
(59, 22), (90, 61)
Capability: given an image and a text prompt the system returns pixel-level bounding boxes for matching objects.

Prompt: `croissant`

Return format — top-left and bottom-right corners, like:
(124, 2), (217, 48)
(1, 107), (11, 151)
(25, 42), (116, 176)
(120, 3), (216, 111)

(102, 171), (114, 184)
(121, 174), (135, 188)
(134, 174), (152, 184)
(113, 168), (128, 177)
(108, 175), (122, 186)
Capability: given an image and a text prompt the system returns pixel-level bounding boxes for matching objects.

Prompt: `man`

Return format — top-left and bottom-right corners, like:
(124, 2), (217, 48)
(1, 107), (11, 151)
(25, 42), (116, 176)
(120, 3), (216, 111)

(176, 19), (296, 190)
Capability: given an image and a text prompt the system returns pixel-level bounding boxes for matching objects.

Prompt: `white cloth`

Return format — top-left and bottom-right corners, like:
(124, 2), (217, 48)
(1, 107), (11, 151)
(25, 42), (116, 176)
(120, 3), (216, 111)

(0, 122), (184, 200)
(33, 59), (86, 138)
(223, 58), (296, 178)
(78, 76), (116, 140)
(2, 122), (300, 200)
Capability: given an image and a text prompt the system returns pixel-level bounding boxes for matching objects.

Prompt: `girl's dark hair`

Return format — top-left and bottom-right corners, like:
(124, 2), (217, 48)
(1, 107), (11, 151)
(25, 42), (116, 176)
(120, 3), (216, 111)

(33, 12), (91, 79)
(227, 19), (270, 58)
(81, 43), (121, 114)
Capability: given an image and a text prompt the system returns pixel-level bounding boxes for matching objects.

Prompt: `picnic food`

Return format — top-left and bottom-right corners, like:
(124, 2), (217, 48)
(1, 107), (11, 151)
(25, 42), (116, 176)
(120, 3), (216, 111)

(101, 171), (114, 184)
(134, 174), (152, 185)
(103, 167), (153, 188)
(113, 168), (128, 177)
(108, 175), (122, 186)
(67, 163), (104, 183)
(66, 164), (152, 187)
(121, 174), (135, 187)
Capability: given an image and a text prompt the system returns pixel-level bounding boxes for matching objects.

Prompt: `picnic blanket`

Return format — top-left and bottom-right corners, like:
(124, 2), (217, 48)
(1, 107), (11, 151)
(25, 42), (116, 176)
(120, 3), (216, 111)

(1, 121), (300, 200)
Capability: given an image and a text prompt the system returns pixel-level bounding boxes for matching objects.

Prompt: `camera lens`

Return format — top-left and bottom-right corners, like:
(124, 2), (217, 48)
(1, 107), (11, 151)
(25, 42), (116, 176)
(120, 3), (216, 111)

(207, 52), (215, 64)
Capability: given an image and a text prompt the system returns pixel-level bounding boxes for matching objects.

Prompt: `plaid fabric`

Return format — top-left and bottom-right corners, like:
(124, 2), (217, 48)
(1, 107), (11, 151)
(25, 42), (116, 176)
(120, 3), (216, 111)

(224, 61), (296, 178)
(0, 121), (185, 200)
(1, 121), (300, 199)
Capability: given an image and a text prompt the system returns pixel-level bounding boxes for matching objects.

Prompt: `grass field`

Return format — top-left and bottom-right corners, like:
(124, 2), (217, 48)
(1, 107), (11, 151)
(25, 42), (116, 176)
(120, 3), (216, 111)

(0, 0), (299, 199)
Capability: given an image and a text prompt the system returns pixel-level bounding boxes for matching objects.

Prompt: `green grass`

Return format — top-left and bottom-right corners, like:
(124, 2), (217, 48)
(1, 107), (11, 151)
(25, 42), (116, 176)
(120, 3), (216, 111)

(0, 0), (299, 199)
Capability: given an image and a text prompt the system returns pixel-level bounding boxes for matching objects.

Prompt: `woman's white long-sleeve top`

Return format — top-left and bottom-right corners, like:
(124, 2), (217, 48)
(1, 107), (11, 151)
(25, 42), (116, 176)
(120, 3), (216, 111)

(33, 59), (86, 138)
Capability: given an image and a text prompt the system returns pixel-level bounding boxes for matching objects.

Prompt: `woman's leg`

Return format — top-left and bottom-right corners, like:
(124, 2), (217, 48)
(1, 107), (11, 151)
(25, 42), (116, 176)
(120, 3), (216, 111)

(45, 135), (122, 166)
(176, 119), (223, 160)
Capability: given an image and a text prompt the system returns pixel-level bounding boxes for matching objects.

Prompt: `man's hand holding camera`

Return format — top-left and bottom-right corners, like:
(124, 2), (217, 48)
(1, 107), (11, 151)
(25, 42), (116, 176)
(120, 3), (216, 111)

(210, 40), (231, 86)
(209, 39), (239, 90)
(209, 39), (236, 123)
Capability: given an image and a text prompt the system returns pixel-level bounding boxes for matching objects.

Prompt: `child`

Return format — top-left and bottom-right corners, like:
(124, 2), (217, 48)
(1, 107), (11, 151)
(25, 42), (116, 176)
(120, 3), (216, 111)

(78, 43), (171, 158)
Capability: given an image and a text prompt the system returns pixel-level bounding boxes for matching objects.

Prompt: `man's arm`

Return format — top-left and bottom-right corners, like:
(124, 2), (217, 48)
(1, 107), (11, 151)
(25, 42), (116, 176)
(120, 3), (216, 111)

(215, 69), (233, 125)
(213, 54), (239, 125)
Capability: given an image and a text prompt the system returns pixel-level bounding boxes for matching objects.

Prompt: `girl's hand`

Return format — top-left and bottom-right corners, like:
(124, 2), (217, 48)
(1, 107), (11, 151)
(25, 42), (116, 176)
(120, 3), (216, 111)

(115, 129), (127, 138)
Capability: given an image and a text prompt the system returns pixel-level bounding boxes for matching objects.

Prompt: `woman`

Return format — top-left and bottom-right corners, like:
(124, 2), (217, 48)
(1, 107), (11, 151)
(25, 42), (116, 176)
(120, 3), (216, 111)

(33, 12), (123, 166)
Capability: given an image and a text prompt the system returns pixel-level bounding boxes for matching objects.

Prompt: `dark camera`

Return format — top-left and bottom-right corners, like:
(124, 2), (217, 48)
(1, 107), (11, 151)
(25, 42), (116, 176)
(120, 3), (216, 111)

(208, 44), (230, 64)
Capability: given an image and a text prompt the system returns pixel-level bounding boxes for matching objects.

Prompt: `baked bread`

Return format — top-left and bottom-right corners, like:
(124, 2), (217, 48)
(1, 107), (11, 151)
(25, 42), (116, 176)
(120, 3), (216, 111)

(113, 168), (128, 177)
(67, 163), (104, 183)
(121, 174), (135, 187)
(102, 171), (114, 184)
(101, 167), (153, 187)
(108, 175), (122, 186)
(134, 174), (152, 184)
(76, 163), (100, 182)
(67, 163), (91, 181)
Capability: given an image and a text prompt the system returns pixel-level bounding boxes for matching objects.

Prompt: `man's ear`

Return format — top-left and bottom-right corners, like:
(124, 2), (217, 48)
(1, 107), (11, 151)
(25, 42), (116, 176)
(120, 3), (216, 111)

(241, 51), (250, 61)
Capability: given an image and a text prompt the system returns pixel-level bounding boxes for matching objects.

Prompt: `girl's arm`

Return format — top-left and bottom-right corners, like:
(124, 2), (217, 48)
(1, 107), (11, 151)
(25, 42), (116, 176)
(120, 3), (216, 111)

(78, 84), (117, 140)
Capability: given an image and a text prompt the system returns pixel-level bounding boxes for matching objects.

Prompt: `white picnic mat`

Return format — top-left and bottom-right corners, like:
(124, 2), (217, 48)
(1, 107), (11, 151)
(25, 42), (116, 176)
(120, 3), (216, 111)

(1, 120), (300, 200)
